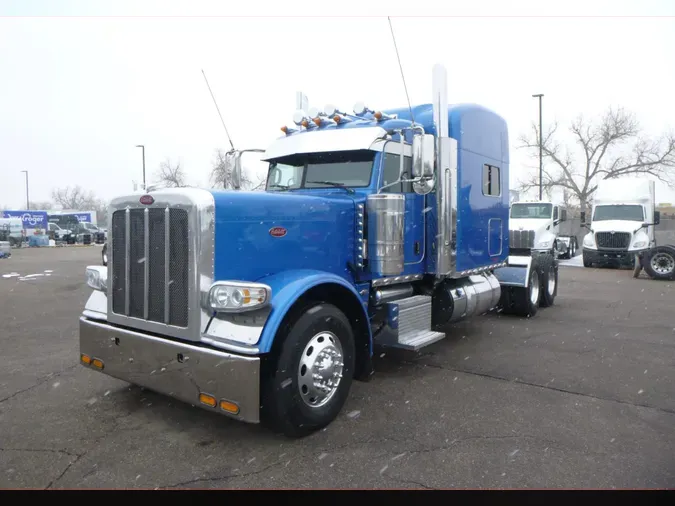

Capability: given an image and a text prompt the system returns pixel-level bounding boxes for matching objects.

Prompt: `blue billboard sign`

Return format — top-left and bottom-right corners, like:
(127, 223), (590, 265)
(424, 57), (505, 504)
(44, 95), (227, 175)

(2, 210), (49, 229)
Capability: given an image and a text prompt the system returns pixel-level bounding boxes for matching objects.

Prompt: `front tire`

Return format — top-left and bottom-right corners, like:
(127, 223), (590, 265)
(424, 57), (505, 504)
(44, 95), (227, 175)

(261, 303), (355, 438)
(583, 251), (593, 268)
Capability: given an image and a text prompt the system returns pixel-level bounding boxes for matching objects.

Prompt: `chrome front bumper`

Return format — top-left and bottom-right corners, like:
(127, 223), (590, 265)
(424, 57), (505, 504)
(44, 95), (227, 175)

(79, 317), (261, 423)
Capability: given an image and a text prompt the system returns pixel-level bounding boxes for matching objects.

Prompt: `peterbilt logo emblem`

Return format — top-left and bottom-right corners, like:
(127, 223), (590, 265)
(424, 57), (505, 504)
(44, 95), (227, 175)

(610, 232), (615, 235)
(139, 195), (154, 205)
(269, 226), (287, 238)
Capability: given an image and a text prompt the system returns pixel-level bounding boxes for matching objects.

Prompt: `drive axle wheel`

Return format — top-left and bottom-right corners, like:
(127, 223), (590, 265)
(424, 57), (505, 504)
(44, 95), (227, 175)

(261, 303), (355, 438)
(539, 255), (558, 308)
(503, 256), (541, 317)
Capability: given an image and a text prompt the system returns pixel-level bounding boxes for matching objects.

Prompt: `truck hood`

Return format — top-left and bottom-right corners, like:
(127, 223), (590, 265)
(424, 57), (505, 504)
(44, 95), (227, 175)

(590, 220), (644, 234)
(209, 190), (360, 282)
(509, 218), (551, 234)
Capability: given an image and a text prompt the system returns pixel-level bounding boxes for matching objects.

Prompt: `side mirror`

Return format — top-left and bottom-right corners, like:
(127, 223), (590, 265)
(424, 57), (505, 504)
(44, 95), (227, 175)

(560, 209), (567, 222)
(580, 211), (586, 225)
(412, 134), (435, 179)
(654, 210), (660, 225)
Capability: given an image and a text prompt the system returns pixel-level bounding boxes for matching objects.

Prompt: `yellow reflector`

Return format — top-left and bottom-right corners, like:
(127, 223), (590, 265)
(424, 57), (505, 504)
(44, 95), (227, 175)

(280, 126), (288, 133)
(199, 393), (217, 408)
(374, 111), (383, 120)
(91, 359), (104, 370)
(220, 400), (240, 414)
(81, 354), (92, 365)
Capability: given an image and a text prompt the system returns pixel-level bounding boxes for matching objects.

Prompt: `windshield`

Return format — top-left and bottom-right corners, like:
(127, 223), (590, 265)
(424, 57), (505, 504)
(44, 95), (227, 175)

(265, 150), (375, 191)
(510, 203), (552, 219)
(593, 204), (644, 222)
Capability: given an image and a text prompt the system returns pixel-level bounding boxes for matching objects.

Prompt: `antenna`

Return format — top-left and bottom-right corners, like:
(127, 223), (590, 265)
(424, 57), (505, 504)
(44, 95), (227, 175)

(201, 69), (235, 151)
(387, 17), (415, 125)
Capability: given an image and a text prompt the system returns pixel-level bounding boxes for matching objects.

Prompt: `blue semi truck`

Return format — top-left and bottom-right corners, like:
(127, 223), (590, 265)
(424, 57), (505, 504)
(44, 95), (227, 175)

(79, 64), (559, 437)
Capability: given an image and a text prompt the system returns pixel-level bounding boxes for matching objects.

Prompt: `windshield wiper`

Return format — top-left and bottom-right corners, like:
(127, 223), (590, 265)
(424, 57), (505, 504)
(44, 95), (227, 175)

(306, 181), (355, 194)
(268, 184), (290, 190)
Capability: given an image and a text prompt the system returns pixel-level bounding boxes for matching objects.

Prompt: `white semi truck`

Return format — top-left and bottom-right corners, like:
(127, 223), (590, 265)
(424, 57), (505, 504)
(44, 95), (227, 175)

(581, 178), (659, 269)
(509, 200), (577, 259)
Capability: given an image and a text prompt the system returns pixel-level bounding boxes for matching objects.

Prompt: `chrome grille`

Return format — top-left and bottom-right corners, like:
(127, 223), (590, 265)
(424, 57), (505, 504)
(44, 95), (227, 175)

(509, 229), (535, 249)
(111, 207), (189, 327)
(595, 232), (630, 250)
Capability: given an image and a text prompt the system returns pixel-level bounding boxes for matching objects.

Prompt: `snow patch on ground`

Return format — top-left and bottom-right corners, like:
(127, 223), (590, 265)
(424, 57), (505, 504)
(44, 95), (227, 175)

(559, 255), (584, 268)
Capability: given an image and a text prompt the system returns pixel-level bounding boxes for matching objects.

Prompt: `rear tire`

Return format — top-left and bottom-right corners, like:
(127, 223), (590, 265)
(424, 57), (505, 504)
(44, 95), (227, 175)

(261, 303), (355, 438)
(539, 254), (558, 308)
(506, 256), (541, 317)
(643, 246), (675, 280)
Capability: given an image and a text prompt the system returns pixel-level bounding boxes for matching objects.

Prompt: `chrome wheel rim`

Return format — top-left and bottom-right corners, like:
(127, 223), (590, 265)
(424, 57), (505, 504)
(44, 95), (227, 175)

(650, 252), (675, 275)
(547, 265), (556, 295)
(529, 270), (540, 306)
(298, 331), (344, 408)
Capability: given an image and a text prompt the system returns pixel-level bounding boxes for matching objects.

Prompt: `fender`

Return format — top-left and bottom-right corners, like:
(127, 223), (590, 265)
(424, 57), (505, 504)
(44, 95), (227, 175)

(255, 269), (372, 355)
(493, 255), (533, 288)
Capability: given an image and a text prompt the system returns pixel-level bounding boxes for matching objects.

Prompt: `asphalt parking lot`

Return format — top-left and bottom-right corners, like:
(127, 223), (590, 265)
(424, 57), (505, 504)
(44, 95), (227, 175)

(0, 246), (674, 489)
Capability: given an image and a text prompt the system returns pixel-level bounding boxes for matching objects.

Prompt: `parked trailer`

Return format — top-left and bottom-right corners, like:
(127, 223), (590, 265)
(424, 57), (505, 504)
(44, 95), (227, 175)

(78, 64), (561, 438)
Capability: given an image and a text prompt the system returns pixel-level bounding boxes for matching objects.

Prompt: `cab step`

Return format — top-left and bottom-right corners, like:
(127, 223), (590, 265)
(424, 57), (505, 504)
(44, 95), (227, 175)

(376, 294), (447, 351)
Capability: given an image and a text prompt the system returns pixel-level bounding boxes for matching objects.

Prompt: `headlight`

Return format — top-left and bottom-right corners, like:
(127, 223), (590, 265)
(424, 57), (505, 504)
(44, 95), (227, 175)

(583, 233), (596, 249)
(86, 266), (107, 291)
(632, 241), (647, 249)
(208, 281), (271, 313)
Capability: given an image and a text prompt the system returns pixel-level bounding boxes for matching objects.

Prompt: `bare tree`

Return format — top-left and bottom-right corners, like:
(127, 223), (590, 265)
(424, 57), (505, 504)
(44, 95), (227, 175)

(29, 200), (53, 210)
(209, 149), (266, 191)
(156, 158), (188, 188)
(518, 107), (675, 211)
(51, 186), (108, 226)
(52, 185), (100, 210)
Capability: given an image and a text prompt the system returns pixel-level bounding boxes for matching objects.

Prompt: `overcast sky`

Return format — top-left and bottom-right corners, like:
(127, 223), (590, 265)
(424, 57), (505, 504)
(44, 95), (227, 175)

(1, 0), (674, 209)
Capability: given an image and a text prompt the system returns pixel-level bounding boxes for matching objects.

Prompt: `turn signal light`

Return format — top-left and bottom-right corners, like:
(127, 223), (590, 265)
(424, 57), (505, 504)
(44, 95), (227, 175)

(219, 400), (240, 415)
(280, 126), (289, 133)
(374, 111), (383, 120)
(80, 354), (92, 365)
(199, 393), (217, 408)
(91, 359), (104, 370)
(312, 117), (322, 126)
(301, 120), (309, 128)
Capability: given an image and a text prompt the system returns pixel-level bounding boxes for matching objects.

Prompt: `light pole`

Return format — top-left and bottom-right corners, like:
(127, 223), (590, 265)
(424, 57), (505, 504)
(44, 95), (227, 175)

(135, 144), (146, 189)
(532, 93), (544, 200)
(20, 170), (29, 209)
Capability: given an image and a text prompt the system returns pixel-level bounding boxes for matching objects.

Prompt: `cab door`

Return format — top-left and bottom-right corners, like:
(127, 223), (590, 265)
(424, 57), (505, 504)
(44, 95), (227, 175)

(378, 143), (424, 268)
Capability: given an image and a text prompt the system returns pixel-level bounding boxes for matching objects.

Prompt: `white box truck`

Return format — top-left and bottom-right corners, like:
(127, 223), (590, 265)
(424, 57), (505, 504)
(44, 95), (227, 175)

(581, 178), (659, 268)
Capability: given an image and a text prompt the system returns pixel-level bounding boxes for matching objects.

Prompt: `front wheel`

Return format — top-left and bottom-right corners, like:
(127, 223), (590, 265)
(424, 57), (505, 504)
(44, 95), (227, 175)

(643, 246), (675, 280)
(583, 251), (593, 268)
(261, 303), (355, 438)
